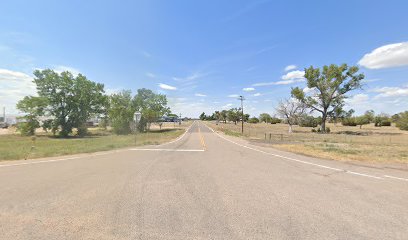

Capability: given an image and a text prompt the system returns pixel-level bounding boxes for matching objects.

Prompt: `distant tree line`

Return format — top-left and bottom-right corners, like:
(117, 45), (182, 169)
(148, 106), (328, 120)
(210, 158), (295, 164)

(16, 69), (172, 136)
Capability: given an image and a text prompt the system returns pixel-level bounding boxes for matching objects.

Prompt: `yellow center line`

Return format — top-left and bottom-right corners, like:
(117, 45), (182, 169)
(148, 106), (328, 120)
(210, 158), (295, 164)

(198, 122), (207, 150)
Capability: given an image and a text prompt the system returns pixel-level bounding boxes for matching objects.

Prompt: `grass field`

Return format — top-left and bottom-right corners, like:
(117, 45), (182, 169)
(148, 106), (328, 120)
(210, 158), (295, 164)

(0, 122), (190, 161)
(205, 121), (408, 164)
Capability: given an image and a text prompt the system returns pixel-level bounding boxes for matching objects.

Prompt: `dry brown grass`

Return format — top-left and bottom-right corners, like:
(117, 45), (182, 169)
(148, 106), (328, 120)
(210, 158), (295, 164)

(205, 121), (408, 163)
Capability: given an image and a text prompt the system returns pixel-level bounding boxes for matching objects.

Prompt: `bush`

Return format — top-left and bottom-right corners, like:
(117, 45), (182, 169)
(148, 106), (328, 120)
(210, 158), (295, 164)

(76, 124), (88, 137)
(299, 115), (319, 127)
(270, 117), (281, 124)
(311, 128), (317, 133)
(374, 116), (392, 127)
(248, 117), (260, 123)
(396, 111), (408, 131)
(342, 117), (357, 126)
(326, 127), (331, 133)
(17, 120), (39, 136)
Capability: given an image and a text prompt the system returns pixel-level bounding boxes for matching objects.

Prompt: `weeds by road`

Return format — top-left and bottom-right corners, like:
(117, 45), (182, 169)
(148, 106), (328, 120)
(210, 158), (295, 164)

(205, 122), (408, 164)
(0, 122), (189, 161)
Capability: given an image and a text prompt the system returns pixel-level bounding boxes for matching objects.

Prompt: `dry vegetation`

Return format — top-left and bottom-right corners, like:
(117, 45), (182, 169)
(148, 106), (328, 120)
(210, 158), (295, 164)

(205, 121), (408, 164)
(0, 122), (191, 161)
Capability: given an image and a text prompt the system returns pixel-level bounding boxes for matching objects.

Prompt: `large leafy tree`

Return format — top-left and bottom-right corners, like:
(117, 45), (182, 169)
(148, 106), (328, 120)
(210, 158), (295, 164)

(291, 64), (364, 132)
(133, 88), (170, 130)
(259, 113), (272, 123)
(21, 69), (107, 137)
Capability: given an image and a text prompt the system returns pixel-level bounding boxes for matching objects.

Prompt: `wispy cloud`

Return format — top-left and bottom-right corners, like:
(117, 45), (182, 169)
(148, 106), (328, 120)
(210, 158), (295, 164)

(228, 94), (240, 98)
(222, 0), (271, 22)
(158, 83), (177, 90)
(195, 93), (207, 97)
(222, 103), (233, 109)
(173, 72), (207, 82)
(243, 87), (255, 92)
(145, 72), (156, 78)
(53, 65), (81, 76)
(253, 93), (261, 97)
(284, 65), (297, 72)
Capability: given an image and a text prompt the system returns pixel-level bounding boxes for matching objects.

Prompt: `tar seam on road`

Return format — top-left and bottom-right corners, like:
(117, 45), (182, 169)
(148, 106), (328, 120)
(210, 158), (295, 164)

(202, 124), (408, 182)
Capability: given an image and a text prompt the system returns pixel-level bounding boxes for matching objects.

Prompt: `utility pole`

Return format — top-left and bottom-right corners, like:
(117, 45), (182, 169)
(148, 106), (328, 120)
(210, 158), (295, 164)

(238, 96), (245, 134)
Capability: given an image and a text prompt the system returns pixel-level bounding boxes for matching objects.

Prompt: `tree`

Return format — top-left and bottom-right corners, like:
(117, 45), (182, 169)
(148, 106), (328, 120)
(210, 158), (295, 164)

(259, 113), (272, 123)
(355, 116), (370, 129)
(16, 96), (48, 136)
(396, 111), (408, 131)
(227, 108), (240, 124)
(108, 90), (135, 134)
(31, 69), (107, 137)
(248, 117), (259, 123)
(199, 112), (206, 120)
(133, 88), (170, 130)
(276, 99), (306, 133)
(364, 110), (375, 123)
(220, 110), (228, 123)
(291, 64), (364, 133)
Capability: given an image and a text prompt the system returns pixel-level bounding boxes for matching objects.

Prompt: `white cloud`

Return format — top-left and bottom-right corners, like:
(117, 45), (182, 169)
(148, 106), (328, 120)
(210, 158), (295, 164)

(145, 72), (156, 78)
(253, 93), (261, 97)
(281, 70), (305, 80)
(371, 86), (408, 98)
(158, 83), (177, 90)
(284, 65), (297, 72)
(53, 65), (80, 76)
(358, 42), (408, 69)
(173, 72), (206, 82)
(222, 103), (233, 109)
(345, 93), (370, 105)
(303, 87), (315, 93)
(0, 69), (36, 114)
(243, 87), (255, 92)
(195, 93), (206, 97)
(228, 94), (240, 98)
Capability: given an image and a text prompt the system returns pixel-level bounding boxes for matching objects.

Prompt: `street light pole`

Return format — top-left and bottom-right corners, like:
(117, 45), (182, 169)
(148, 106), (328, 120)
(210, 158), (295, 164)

(238, 96), (245, 134)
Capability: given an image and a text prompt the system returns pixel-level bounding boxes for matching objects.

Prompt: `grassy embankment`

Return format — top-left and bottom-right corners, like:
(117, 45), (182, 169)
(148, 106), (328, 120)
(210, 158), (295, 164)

(205, 121), (408, 164)
(0, 122), (190, 161)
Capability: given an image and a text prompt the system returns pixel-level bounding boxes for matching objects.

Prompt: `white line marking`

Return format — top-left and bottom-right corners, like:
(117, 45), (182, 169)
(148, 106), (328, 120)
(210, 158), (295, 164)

(384, 175), (408, 182)
(130, 148), (204, 152)
(346, 171), (383, 180)
(0, 156), (81, 168)
(203, 124), (388, 180)
(159, 121), (195, 147)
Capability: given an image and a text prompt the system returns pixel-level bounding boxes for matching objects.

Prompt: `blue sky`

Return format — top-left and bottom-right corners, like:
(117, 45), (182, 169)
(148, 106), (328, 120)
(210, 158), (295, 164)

(1, 0), (408, 117)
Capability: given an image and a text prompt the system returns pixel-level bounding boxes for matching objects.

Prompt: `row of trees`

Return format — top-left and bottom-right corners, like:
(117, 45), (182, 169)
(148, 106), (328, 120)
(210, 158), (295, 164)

(16, 69), (171, 137)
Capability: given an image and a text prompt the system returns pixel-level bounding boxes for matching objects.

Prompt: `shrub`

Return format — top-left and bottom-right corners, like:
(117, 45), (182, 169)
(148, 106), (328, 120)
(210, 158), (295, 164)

(299, 115), (319, 127)
(311, 128), (317, 133)
(374, 116), (392, 127)
(342, 117), (357, 126)
(326, 127), (331, 133)
(17, 120), (39, 136)
(248, 117), (260, 123)
(270, 117), (282, 124)
(396, 111), (408, 131)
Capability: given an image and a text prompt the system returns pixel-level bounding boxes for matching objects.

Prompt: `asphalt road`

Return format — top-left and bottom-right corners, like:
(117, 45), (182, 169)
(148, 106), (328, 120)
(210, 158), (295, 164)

(0, 121), (407, 239)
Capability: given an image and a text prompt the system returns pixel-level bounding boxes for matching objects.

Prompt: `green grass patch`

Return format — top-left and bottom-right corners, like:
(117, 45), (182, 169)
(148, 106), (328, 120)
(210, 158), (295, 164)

(0, 129), (184, 161)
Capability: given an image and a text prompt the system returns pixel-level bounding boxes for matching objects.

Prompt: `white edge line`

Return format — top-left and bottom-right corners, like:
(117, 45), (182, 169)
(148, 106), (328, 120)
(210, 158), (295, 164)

(384, 175), (408, 182)
(130, 148), (204, 152)
(203, 124), (388, 181)
(158, 121), (195, 147)
(0, 156), (82, 168)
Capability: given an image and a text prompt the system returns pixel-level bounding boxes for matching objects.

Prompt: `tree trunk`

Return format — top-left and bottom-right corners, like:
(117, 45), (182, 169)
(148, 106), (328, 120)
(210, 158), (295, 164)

(321, 114), (327, 133)
(288, 124), (293, 133)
